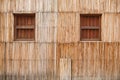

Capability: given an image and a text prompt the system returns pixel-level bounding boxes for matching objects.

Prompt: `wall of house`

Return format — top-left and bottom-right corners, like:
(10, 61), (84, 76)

(0, 0), (120, 80)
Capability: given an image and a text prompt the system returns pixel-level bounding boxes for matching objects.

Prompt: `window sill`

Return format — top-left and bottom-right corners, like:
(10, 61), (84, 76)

(14, 39), (35, 43)
(79, 41), (102, 43)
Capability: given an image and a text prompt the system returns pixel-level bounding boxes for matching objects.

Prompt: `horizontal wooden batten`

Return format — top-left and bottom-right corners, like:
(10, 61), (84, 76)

(80, 39), (101, 41)
(16, 26), (34, 29)
(81, 26), (100, 29)
(15, 39), (35, 41)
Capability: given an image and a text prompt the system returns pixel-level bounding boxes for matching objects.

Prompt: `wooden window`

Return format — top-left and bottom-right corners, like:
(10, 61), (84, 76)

(80, 14), (101, 41)
(14, 14), (35, 41)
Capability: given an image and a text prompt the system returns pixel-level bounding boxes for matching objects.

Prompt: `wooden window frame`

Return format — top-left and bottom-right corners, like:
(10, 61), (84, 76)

(80, 14), (101, 41)
(14, 13), (35, 41)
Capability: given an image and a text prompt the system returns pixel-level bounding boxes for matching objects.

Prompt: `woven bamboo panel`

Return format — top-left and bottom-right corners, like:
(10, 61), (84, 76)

(79, 0), (104, 13)
(57, 13), (79, 27)
(104, 0), (117, 13)
(7, 0), (36, 12)
(36, 27), (56, 42)
(60, 58), (71, 80)
(6, 43), (55, 60)
(58, 0), (79, 12)
(102, 13), (120, 42)
(57, 42), (120, 80)
(57, 13), (80, 43)
(6, 42), (56, 80)
(57, 26), (80, 43)
(0, 0), (57, 12)
(36, 0), (57, 12)
(0, 13), (6, 42)
(0, 43), (4, 74)
(0, 13), (14, 42)
(117, 0), (120, 12)
(36, 13), (57, 27)
(0, 0), (8, 12)
(1, 0), (119, 13)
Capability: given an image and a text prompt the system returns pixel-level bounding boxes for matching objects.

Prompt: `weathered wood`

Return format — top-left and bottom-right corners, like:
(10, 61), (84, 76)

(36, 13), (57, 27)
(6, 43), (55, 60)
(57, 13), (79, 43)
(104, 0), (117, 13)
(6, 43), (56, 80)
(102, 13), (120, 42)
(0, 0), (119, 13)
(36, 27), (56, 42)
(0, 0), (8, 12)
(57, 42), (120, 80)
(58, 0), (79, 12)
(117, 0), (120, 13)
(0, 13), (13, 42)
(36, 0), (57, 12)
(1, 42), (120, 80)
(8, 0), (36, 12)
(79, 0), (104, 13)
(0, 0), (120, 80)
(0, 43), (5, 80)
(60, 58), (71, 80)
(57, 26), (80, 43)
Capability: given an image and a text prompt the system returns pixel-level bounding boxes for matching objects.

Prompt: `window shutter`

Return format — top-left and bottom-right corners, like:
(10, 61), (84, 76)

(14, 14), (35, 41)
(80, 14), (101, 41)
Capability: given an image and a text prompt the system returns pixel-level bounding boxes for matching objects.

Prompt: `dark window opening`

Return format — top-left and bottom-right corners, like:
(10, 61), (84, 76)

(80, 14), (101, 41)
(14, 14), (35, 41)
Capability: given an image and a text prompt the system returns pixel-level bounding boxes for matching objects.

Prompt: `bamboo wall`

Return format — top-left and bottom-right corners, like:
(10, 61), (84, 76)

(0, 0), (120, 80)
